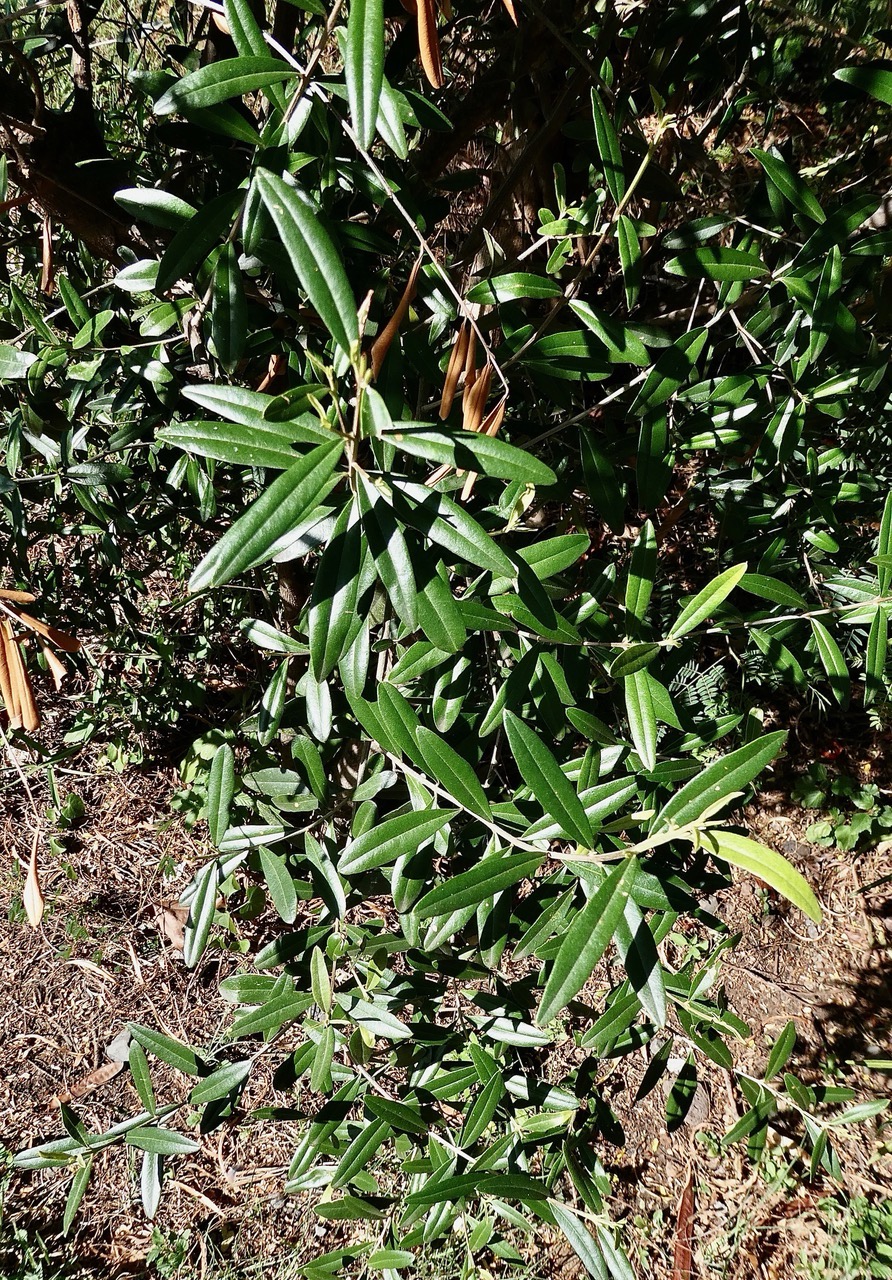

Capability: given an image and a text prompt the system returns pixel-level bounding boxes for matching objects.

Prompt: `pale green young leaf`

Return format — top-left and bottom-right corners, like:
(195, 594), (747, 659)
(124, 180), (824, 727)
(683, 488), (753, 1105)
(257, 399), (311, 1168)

(668, 563), (747, 638)
(702, 830), (821, 922)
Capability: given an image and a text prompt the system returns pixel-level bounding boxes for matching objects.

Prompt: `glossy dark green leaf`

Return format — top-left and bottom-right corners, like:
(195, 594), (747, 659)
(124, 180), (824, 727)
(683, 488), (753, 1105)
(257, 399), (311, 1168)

(653, 732), (786, 832)
(382, 425), (555, 486)
(190, 1059), (252, 1104)
(158, 419), (323, 470)
(357, 472), (417, 628)
(616, 215), (641, 308)
(625, 520), (657, 624)
(415, 851), (542, 919)
(751, 147), (825, 223)
(810, 618), (849, 705)
(189, 440), (342, 592)
(206, 744), (235, 847)
(255, 169), (358, 357)
(62, 1157), (92, 1235)
(308, 499), (370, 681)
(665, 247), (768, 282)
(580, 430), (625, 534)
(536, 857), (639, 1026)
(865, 608), (888, 706)
(504, 712), (593, 848)
(738, 573), (808, 611)
(591, 88), (625, 205)
(392, 480), (514, 577)
(211, 242), (247, 372)
(128, 1043), (156, 1114)
(340, 807), (456, 875)
(466, 274), (563, 304)
(668, 563), (747, 638)
(834, 64), (892, 105)
(114, 187), (196, 229)
(765, 1021), (797, 1081)
(154, 58), (296, 115)
(346, 0), (385, 149)
(625, 668), (657, 771)
(632, 328), (708, 414)
(416, 727), (492, 819)
(332, 1118), (391, 1188)
(156, 191), (242, 294)
(259, 845), (298, 923)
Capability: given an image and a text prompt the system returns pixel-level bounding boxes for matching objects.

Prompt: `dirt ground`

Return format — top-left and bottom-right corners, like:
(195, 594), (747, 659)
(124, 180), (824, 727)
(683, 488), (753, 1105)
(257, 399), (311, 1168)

(0, 739), (889, 1280)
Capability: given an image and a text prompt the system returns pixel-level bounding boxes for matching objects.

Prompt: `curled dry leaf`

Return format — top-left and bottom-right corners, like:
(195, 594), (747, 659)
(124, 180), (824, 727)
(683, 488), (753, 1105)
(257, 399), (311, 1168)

(439, 321), (471, 419)
(256, 352), (288, 394)
(370, 256), (422, 379)
(4, 625), (39, 731)
(416, 0), (444, 88)
(41, 643), (67, 692)
(24, 838), (44, 928)
(0, 589), (37, 603)
(160, 901), (189, 950)
(460, 395), (508, 501)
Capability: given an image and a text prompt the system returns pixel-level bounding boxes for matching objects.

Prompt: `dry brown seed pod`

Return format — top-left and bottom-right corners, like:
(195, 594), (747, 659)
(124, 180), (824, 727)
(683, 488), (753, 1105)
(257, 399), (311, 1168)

(462, 361), (492, 434)
(370, 256), (422, 380)
(439, 321), (471, 419)
(417, 0), (444, 88)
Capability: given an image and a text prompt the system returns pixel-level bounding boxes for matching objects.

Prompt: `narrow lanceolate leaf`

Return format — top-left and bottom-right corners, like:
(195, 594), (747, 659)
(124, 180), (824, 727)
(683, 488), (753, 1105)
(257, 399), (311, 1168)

(158, 419), (327, 469)
(537, 858), (639, 1026)
(810, 618), (849, 706)
(211, 242), (247, 372)
(625, 668), (657, 771)
(141, 1151), (163, 1220)
(865, 608), (888, 706)
(834, 65), (892, 106)
(614, 895), (666, 1027)
(625, 520), (657, 625)
(440, 323), (470, 419)
(702, 830), (821, 923)
(504, 712), (593, 848)
(548, 1200), (609, 1280)
(416, 726), (492, 819)
(62, 1157), (92, 1235)
(332, 1118), (391, 1188)
(189, 1059), (252, 1104)
(382, 425), (555, 485)
(255, 170), (358, 357)
(878, 490), (892, 596)
(653, 732), (786, 833)
(223, 0), (268, 57)
(340, 807), (456, 875)
(154, 59), (296, 115)
(668, 563), (747, 638)
(128, 1025), (203, 1076)
(765, 1021), (796, 1081)
(357, 471), (417, 628)
(751, 148), (825, 224)
(189, 440), (342, 592)
(664, 248), (768, 282)
(415, 851), (543, 918)
(183, 859), (221, 968)
(126, 1127), (201, 1157)
(346, 0), (385, 149)
(392, 479), (514, 576)
(206, 743), (235, 847)
(308, 499), (369, 681)
(590, 88), (625, 205)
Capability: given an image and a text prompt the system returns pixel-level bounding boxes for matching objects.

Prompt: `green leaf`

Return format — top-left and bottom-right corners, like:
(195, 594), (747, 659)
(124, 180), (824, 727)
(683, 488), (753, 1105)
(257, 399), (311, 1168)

(765, 1021), (796, 1081)
(223, 0), (269, 58)
(365, 1096), (428, 1135)
(536, 858), (639, 1026)
(310, 945), (333, 1013)
(158, 419), (321, 470)
(368, 1251), (416, 1270)
(255, 169), (358, 357)
(190, 1059), (252, 1104)
(609, 642), (660, 680)
(340, 807), (456, 875)
(62, 1157), (92, 1235)
(466, 274), (563, 304)
(834, 64), (892, 105)
(702, 830), (821, 922)
(569, 301), (650, 366)
(114, 187), (196, 229)
(504, 712), (593, 848)
(653, 732), (786, 832)
(154, 58), (296, 115)
(141, 1151), (163, 1220)
(128, 1043), (156, 1114)
(750, 147), (825, 223)
(156, 191), (242, 294)
(590, 88), (625, 205)
(739, 574), (808, 610)
(211, 242), (247, 372)
(632, 328), (708, 414)
(625, 668), (657, 771)
(810, 618), (849, 705)
(376, 75), (408, 158)
(668, 563), (747, 638)
(189, 440), (343, 592)
(616, 214), (641, 308)
(332, 1118), (391, 1188)
(206, 744), (235, 847)
(515, 534), (590, 579)
(878, 490), (892, 596)
(392, 480), (515, 577)
(625, 520), (657, 624)
(357, 471), (417, 628)
(416, 726), (493, 820)
(308, 499), (371, 681)
(865, 608), (888, 706)
(415, 851), (543, 919)
(183, 859), (221, 968)
(461, 1074), (504, 1147)
(547, 1200), (608, 1279)
(665, 247), (768, 282)
(580, 431), (625, 534)
(0, 345), (37, 379)
(259, 845), (298, 923)
(381, 425), (556, 486)
(346, 0), (385, 149)
(126, 1127), (201, 1156)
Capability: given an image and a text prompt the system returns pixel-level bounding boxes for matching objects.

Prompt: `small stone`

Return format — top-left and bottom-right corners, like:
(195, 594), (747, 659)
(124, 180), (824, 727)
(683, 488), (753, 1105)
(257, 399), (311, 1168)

(105, 1028), (132, 1063)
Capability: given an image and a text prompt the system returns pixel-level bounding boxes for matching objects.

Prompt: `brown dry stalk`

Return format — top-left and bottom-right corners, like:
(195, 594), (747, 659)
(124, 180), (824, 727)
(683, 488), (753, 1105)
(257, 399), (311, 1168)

(370, 256), (422, 379)
(439, 321), (471, 419)
(416, 0), (444, 88)
(462, 361), (492, 434)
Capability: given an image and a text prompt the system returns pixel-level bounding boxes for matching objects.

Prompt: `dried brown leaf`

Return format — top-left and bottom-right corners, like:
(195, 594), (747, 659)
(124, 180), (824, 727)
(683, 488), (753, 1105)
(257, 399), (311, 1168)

(256, 352), (288, 394)
(417, 0), (444, 88)
(5, 628), (38, 731)
(41, 644), (67, 692)
(24, 838), (44, 927)
(370, 256), (422, 380)
(672, 1165), (695, 1280)
(439, 322), (471, 419)
(40, 215), (54, 296)
(11, 607), (81, 653)
(0, 589), (37, 603)
(0, 622), (16, 724)
(160, 902), (189, 950)
(501, 0), (519, 23)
